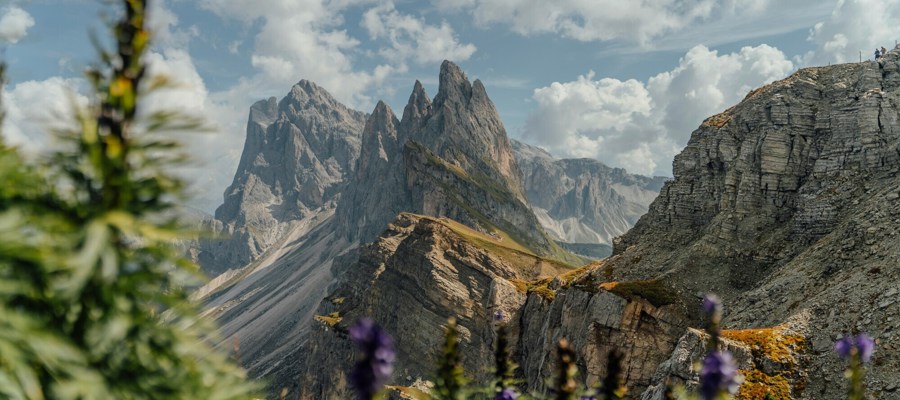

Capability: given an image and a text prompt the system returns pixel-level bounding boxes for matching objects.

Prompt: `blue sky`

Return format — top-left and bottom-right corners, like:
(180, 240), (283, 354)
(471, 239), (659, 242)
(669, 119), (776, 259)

(3, 0), (900, 211)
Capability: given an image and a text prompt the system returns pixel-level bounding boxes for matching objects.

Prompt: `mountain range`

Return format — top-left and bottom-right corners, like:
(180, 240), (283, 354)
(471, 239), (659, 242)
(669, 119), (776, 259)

(195, 53), (900, 399)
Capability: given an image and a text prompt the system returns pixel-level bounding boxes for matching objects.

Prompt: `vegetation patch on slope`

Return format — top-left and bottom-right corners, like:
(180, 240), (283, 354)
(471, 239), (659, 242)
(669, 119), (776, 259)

(721, 325), (807, 400)
(314, 312), (342, 327)
(598, 279), (679, 308)
(426, 215), (575, 279)
(406, 142), (587, 266)
(511, 262), (604, 301)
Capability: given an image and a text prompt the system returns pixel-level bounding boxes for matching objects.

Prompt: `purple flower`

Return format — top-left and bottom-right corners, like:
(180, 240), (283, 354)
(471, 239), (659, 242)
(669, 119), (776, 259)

(349, 318), (395, 400)
(835, 334), (876, 363)
(702, 294), (722, 316)
(494, 310), (505, 322)
(495, 388), (519, 400)
(834, 336), (854, 359)
(580, 396), (596, 400)
(857, 334), (875, 363)
(699, 351), (740, 400)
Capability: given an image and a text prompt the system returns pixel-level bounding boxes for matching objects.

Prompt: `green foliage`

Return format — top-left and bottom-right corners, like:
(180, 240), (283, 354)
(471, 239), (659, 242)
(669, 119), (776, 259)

(434, 318), (467, 400)
(494, 321), (517, 391)
(554, 339), (578, 400)
(0, 1), (258, 398)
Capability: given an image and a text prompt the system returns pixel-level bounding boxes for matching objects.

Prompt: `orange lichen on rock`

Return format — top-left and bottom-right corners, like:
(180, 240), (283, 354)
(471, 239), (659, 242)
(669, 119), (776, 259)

(702, 112), (733, 128)
(737, 370), (792, 400)
(721, 325), (807, 399)
(721, 326), (805, 364)
(313, 312), (342, 327)
(386, 385), (431, 400)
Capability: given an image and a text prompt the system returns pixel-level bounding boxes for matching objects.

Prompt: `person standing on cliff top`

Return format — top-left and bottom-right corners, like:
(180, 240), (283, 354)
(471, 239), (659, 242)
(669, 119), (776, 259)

(875, 48), (881, 60)
(882, 46), (888, 56)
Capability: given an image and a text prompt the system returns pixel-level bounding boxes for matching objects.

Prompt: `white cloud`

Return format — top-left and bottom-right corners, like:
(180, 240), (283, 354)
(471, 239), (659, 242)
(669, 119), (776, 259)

(0, 6), (34, 44)
(803, 0), (900, 65)
(361, 2), (476, 65)
(523, 44), (794, 176)
(2, 77), (88, 152)
(449, 0), (775, 45)
(198, 0), (391, 109)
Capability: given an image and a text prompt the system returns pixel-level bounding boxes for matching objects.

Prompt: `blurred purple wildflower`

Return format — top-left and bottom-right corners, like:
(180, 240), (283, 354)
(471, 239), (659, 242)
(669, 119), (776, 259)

(349, 318), (396, 400)
(699, 351), (740, 400)
(835, 334), (875, 363)
(834, 336), (853, 359)
(702, 294), (722, 316)
(494, 310), (505, 322)
(580, 396), (596, 400)
(857, 334), (875, 363)
(495, 388), (519, 400)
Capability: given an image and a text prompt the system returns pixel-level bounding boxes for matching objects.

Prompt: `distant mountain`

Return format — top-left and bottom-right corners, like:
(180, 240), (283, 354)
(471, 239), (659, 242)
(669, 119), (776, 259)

(512, 139), (666, 258)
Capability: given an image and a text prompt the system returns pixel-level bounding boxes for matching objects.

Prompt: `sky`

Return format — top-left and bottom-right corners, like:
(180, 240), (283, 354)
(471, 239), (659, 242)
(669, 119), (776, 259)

(2, 0), (900, 212)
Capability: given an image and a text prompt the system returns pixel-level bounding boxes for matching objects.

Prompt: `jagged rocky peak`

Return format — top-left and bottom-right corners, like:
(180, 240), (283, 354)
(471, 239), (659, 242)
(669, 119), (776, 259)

(355, 101), (401, 181)
(401, 80), (432, 133)
(200, 80), (366, 275)
(335, 61), (563, 259)
(417, 60), (525, 202)
(433, 60), (471, 105)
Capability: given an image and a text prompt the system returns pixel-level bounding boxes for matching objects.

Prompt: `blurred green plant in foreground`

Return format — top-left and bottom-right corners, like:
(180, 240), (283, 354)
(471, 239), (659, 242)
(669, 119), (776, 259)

(0, 0), (258, 398)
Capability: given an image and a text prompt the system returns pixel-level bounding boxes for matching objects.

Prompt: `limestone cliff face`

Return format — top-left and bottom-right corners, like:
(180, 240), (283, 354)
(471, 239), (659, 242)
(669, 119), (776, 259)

(513, 140), (666, 257)
(597, 52), (900, 398)
(295, 214), (567, 399)
(200, 81), (365, 275)
(518, 287), (687, 394)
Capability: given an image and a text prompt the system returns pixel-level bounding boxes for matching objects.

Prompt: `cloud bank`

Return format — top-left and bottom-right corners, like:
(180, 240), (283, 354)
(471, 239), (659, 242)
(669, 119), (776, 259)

(523, 44), (794, 176)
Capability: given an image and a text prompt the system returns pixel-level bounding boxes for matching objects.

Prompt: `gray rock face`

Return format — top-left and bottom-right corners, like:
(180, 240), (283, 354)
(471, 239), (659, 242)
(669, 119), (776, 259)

(513, 140), (665, 257)
(337, 61), (560, 259)
(598, 51), (900, 398)
(295, 213), (568, 399)
(518, 287), (687, 395)
(200, 81), (365, 275)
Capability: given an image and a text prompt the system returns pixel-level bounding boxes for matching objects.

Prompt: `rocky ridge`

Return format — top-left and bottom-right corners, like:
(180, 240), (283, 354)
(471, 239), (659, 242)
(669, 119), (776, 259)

(293, 52), (900, 399)
(591, 50), (900, 398)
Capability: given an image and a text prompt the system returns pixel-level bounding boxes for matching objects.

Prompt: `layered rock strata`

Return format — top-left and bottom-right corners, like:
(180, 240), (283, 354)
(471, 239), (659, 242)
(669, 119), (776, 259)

(594, 51), (900, 398)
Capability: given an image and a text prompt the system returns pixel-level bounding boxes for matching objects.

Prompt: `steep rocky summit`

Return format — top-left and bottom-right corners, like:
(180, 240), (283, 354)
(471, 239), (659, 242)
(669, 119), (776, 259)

(337, 61), (564, 261)
(199, 81), (365, 275)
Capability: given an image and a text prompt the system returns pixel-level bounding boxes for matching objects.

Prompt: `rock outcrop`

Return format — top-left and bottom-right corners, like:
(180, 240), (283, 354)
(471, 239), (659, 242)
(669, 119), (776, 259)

(199, 81), (365, 275)
(513, 140), (666, 258)
(589, 51), (900, 398)
(295, 213), (569, 398)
